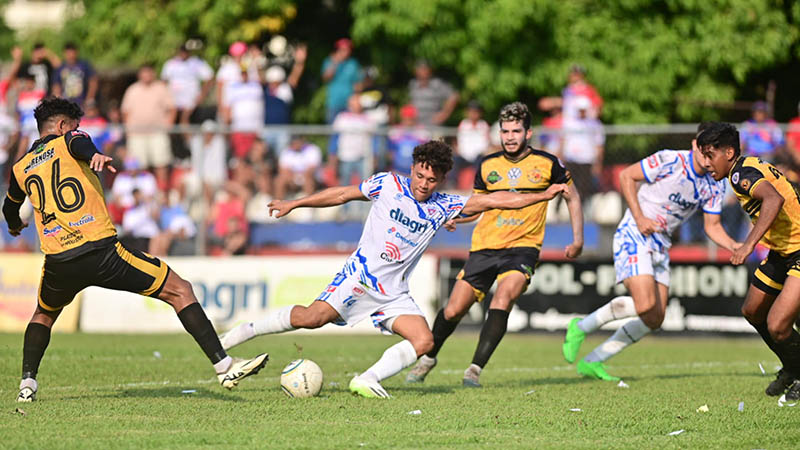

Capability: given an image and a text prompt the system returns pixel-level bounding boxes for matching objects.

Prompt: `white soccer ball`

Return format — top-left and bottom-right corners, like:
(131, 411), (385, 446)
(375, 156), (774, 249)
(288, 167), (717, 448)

(280, 359), (323, 398)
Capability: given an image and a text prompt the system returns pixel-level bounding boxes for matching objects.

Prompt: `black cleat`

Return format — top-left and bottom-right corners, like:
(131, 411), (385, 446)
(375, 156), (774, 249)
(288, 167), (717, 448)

(766, 368), (795, 396)
(784, 380), (800, 403)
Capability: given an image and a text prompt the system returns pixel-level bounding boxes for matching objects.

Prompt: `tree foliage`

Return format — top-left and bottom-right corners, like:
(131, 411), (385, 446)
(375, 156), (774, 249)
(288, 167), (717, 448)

(351, 0), (799, 123)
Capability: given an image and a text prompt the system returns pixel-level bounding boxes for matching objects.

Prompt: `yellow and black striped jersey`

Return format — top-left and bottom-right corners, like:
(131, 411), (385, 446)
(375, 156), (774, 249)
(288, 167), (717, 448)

(7, 131), (116, 260)
(728, 156), (800, 256)
(471, 147), (572, 251)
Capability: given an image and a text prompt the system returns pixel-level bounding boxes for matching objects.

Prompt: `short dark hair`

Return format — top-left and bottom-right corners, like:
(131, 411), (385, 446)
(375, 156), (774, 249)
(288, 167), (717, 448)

(63, 42), (77, 51)
(498, 101), (532, 130)
(696, 122), (740, 157)
(412, 140), (453, 177)
(34, 97), (84, 132)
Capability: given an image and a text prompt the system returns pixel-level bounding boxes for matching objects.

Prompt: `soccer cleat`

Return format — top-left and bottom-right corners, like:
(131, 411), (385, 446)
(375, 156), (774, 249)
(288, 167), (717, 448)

(462, 364), (482, 388)
(405, 355), (437, 383)
(562, 318), (586, 364)
(17, 378), (37, 402)
(349, 375), (391, 399)
(577, 360), (620, 382)
(766, 368), (795, 396)
(218, 353), (269, 390)
(219, 323), (255, 351)
(784, 380), (800, 403)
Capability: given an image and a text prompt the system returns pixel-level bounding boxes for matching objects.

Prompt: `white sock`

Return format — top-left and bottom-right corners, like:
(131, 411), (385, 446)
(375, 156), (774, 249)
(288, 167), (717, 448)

(19, 377), (37, 391)
(214, 356), (233, 374)
(362, 340), (417, 383)
(584, 318), (652, 363)
(578, 296), (636, 333)
(253, 305), (296, 335)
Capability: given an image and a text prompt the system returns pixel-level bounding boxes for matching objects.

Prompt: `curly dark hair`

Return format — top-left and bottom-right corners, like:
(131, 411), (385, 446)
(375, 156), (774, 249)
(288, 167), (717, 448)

(696, 122), (740, 157)
(498, 101), (532, 130)
(33, 97), (84, 132)
(412, 140), (453, 177)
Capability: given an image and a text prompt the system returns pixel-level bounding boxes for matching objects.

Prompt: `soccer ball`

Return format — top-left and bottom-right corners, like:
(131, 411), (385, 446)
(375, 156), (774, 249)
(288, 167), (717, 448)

(280, 359), (323, 398)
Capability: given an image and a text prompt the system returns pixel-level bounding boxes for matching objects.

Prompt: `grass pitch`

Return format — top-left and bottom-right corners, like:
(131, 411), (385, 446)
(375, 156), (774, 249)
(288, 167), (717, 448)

(0, 332), (797, 449)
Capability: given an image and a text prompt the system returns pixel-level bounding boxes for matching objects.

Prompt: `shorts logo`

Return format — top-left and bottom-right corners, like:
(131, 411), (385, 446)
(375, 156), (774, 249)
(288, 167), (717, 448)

(731, 172), (740, 184)
(486, 170), (502, 184)
(381, 241), (404, 263)
(740, 178), (751, 190)
(647, 155), (659, 169)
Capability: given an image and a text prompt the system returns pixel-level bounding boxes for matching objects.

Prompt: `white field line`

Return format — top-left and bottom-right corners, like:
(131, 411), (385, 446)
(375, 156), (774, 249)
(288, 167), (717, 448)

(1, 359), (763, 394)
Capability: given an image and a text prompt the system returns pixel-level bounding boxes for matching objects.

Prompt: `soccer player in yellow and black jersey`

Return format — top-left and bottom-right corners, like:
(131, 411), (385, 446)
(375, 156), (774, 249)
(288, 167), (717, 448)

(3, 98), (267, 402)
(407, 102), (584, 387)
(699, 121), (800, 401)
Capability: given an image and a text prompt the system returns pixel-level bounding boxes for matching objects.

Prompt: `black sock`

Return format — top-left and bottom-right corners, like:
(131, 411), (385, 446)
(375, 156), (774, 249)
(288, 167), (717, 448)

(177, 303), (227, 364)
(752, 321), (791, 370)
(471, 309), (510, 368)
(776, 329), (800, 375)
(22, 323), (51, 379)
(427, 309), (460, 358)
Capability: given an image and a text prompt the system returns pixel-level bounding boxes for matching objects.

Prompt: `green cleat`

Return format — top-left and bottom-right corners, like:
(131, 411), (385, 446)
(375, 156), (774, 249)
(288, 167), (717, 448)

(349, 375), (391, 398)
(562, 318), (586, 363)
(577, 360), (620, 382)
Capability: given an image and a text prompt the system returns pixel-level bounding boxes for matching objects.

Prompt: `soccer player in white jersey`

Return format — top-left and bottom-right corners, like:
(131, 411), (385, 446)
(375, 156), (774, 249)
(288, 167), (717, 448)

(562, 123), (740, 381)
(220, 141), (569, 397)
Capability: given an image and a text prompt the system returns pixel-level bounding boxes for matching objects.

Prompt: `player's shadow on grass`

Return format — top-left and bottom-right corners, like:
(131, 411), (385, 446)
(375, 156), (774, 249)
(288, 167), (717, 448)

(387, 385), (457, 395)
(491, 376), (593, 388)
(111, 387), (246, 401)
(626, 371), (756, 382)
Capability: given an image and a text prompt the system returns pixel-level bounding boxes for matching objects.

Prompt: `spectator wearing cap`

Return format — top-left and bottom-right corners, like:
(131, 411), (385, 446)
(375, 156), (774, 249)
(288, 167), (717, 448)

(560, 96), (605, 203)
(216, 41), (259, 110)
(222, 63), (265, 160)
(52, 42), (97, 106)
(275, 136), (322, 200)
(121, 64), (176, 191)
(263, 44), (307, 155)
(387, 104), (430, 175)
(408, 59), (459, 126)
(740, 101), (784, 163)
(322, 38), (362, 123)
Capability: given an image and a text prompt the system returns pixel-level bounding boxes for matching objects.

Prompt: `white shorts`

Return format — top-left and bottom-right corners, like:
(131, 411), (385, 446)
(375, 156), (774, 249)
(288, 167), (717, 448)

(612, 233), (670, 287)
(315, 272), (424, 333)
(127, 133), (172, 169)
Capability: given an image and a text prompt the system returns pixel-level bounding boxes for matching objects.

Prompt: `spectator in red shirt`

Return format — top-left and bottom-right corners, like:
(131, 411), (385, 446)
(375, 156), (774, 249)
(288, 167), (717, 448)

(786, 101), (800, 170)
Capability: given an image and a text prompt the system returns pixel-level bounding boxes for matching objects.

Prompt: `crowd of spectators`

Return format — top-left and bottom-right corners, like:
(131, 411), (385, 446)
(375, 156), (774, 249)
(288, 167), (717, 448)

(3, 37), (800, 256)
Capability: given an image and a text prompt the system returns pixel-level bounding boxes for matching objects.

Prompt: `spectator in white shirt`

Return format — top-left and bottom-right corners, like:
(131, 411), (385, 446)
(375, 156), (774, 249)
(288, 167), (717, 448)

(189, 119), (228, 202)
(560, 96), (605, 202)
(275, 136), (321, 200)
(223, 64), (265, 160)
(456, 100), (490, 164)
(331, 94), (374, 185)
(161, 43), (214, 124)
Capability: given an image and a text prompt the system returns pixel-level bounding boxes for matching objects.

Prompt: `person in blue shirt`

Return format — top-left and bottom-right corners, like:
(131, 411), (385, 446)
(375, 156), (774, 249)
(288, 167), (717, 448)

(321, 38), (362, 123)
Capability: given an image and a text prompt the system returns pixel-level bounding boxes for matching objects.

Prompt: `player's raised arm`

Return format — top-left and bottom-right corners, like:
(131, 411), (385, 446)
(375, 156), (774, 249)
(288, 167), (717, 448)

(460, 183), (568, 217)
(731, 181), (784, 265)
(563, 182), (584, 258)
(619, 160), (660, 236)
(3, 171), (27, 236)
(268, 184), (366, 218)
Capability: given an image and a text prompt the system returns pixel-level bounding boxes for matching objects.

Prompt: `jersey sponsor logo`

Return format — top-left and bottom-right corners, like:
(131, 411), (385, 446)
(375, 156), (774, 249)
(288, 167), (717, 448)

(507, 167), (522, 187)
(43, 224), (62, 237)
(23, 148), (54, 174)
(740, 179), (751, 191)
(380, 241), (405, 263)
(68, 213), (95, 228)
(527, 168), (542, 183)
(731, 172), (740, 184)
(668, 192), (697, 210)
(495, 214), (525, 227)
(647, 155), (659, 169)
(33, 143), (46, 154)
(352, 285), (366, 296)
(389, 208), (428, 234)
(387, 227), (419, 247)
(486, 170), (502, 184)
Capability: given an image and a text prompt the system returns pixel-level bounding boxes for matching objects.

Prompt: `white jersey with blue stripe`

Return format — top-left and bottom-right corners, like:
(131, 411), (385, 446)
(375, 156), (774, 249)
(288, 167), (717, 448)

(616, 149), (725, 252)
(342, 172), (468, 300)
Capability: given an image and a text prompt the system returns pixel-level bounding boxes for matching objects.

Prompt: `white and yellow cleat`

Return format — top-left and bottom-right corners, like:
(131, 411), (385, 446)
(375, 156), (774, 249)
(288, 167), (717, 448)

(17, 378), (37, 402)
(349, 375), (391, 399)
(218, 353), (269, 390)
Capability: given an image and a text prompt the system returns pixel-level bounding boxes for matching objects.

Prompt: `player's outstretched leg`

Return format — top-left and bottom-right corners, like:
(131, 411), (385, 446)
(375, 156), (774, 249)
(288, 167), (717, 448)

(220, 305), (296, 350)
(158, 270), (269, 389)
(406, 280), (476, 384)
(352, 315), (432, 398)
(17, 307), (59, 402)
(563, 296), (636, 363)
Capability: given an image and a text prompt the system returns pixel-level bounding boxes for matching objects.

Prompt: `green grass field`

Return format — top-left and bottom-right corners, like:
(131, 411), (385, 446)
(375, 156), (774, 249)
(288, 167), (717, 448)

(0, 332), (797, 449)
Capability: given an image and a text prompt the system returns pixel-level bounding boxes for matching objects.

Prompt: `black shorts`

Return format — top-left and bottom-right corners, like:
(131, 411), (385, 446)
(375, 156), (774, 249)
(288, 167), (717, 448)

(752, 249), (800, 297)
(456, 247), (540, 302)
(38, 240), (170, 312)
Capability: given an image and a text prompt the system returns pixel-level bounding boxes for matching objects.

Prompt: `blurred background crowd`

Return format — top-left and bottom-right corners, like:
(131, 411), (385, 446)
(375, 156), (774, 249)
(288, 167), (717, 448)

(1, 0), (799, 257)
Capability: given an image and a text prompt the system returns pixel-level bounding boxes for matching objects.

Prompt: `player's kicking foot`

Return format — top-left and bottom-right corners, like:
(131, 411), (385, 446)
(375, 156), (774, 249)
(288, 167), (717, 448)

(562, 318), (586, 363)
(766, 368), (795, 396)
(406, 355), (437, 383)
(17, 378), (37, 402)
(577, 360), (620, 382)
(783, 380), (800, 403)
(218, 353), (269, 390)
(219, 323), (256, 351)
(349, 375), (391, 398)
(462, 364), (482, 388)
